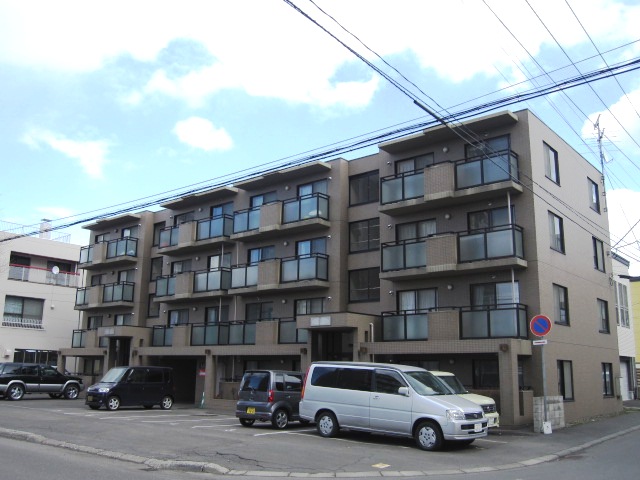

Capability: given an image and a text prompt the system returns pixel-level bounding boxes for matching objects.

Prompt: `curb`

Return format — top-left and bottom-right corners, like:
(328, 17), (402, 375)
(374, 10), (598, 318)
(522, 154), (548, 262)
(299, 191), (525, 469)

(2, 423), (640, 477)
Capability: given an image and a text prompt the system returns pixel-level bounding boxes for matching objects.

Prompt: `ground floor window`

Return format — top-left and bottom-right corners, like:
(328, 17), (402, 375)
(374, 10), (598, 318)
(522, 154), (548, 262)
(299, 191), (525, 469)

(557, 360), (574, 400)
(602, 363), (614, 397)
(472, 359), (499, 388)
(13, 349), (58, 365)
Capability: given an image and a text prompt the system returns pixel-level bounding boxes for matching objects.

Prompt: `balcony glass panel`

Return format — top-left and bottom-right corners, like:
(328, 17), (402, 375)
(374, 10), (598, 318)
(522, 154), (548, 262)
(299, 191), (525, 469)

(405, 242), (426, 268)
(490, 309), (519, 337)
(459, 233), (485, 261)
(281, 260), (297, 282)
(75, 288), (89, 305)
(381, 241), (426, 271)
(281, 254), (328, 282)
(155, 276), (176, 297)
(103, 282), (134, 303)
(382, 244), (404, 271)
(456, 150), (518, 189)
(231, 265), (258, 288)
(461, 310), (489, 338)
(381, 171), (424, 205)
(194, 268), (230, 292)
(233, 208), (260, 233)
(159, 227), (178, 248)
(152, 326), (173, 346)
(459, 225), (524, 262)
(487, 228), (514, 257)
(381, 176), (403, 204)
(461, 304), (527, 339)
(483, 153), (511, 183)
(407, 313), (429, 339)
(106, 238), (137, 258)
(72, 330), (86, 348)
(79, 245), (93, 264)
(197, 215), (233, 241)
(456, 162), (482, 189)
(382, 315), (405, 341)
(382, 313), (428, 341)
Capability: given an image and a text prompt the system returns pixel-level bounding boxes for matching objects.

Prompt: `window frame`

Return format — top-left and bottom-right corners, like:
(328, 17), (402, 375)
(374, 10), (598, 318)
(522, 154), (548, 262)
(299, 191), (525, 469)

(588, 178), (601, 213)
(544, 142), (560, 184)
(348, 267), (380, 303)
(597, 298), (609, 334)
(552, 283), (570, 326)
(602, 363), (614, 397)
(349, 218), (380, 253)
(557, 360), (574, 401)
(548, 211), (565, 253)
(349, 170), (379, 206)
(592, 237), (605, 272)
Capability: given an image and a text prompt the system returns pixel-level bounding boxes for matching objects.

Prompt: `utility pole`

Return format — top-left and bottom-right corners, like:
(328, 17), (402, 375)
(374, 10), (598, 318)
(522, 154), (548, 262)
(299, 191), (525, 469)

(594, 116), (608, 213)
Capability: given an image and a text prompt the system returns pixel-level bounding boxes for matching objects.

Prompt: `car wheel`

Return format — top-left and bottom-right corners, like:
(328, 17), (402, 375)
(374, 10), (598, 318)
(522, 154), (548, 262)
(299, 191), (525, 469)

(88, 405), (100, 410)
(64, 384), (80, 400)
(160, 395), (173, 410)
(49, 393), (63, 399)
(239, 418), (255, 427)
(7, 384), (25, 401)
(414, 420), (443, 451)
(272, 409), (289, 429)
(106, 396), (121, 411)
(316, 411), (339, 438)
(143, 405), (153, 409)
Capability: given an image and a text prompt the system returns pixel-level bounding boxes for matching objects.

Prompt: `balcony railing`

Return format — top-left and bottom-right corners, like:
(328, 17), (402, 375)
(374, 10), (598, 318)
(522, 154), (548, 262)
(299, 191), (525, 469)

(282, 193), (329, 223)
(72, 329), (87, 347)
(233, 207), (261, 234)
(380, 169), (425, 205)
(381, 238), (427, 272)
(159, 226), (179, 248)
(103, 281), (134, 303)
(196, 214), (233, 241)
(106, 237), (138, 259)
(281, 253), (328, 282)
(155, 275), (176, 297)
(231, 264), (259, 289)
(278, 318), (309, 344)
(191, 321), (256, 346)
(456, 149), (518, 189)
(76, 287), (89, 306)
(381, 311), (430, 341)
(194, 267), (231, 292)
(152, 326), (173, 346)
(2, 314), (43, 329)
(79, 245), (94, 264)
(460, 303), (528, 339)
(8, 264), (80, 287)
(459, 225), (524, 262)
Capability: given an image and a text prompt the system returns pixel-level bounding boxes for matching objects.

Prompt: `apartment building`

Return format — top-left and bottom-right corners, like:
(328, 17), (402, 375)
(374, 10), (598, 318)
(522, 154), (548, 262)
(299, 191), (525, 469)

(1, 223), (82, 370)
(612, 254), (636, 400)
(60, 109), (622, 426)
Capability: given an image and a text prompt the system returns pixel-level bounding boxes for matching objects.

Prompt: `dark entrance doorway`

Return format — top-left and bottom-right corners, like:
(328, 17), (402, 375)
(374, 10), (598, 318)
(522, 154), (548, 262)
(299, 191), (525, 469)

(311, 330), (354, 362)
(107, 338), (131, 369)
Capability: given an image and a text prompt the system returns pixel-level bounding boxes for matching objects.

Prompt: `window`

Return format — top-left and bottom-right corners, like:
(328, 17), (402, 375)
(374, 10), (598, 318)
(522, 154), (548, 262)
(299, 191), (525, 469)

(548, 212), (565, 253)
(171, 260), (192, 274)
(557, 360), (574, 400)
(121, 226), (139, 238)
(472, 359), (499, 388)
(397, 219), (436, 241)
(349, 268), (380, 302)
(398, 289), (437, 312)
(466, 135), (509, 159)
(395, 153), (434, 173)
(593, 237), (605, 272)
(295, 298), (325, 315)
(553, 284), (569, 325)
(246, 302), (273, 321)
(13, 349), (58, 365)
(95, 233), (109, 243)
(248, 246), (275, 264)
(2, 295), (44, 329)
(298, 179), (328, 196)
(87, 315), (103, 329)
(208, 253), (231, 269)
(544, 143), (560, 184)
(349, 170), (379, 206)
(174, 211), (194, 225)
(168, 309), (189, 326)
(597, 299), (609, 333)
(148, 295), (159, 318)
(374, 369), (407, 394)
(602, 363), (614, 397)
(118, 269), (135, 283)
(153, 222), (165, 246)
(250, 191), (277, 207)
(588, 178), (600, 213)
(114, 314), (132, 326)
(615, 282), (630, 327)
(468, 206), (513, 230)
(82, 358), (102, 376)
(349, 218), (380, 253)
(296, 237), (326, 256)
(471, 281), (519, 306)
(211, 202), (234, 217)
(91, 274), (103, 286)
(150, 257), (163, 280)
(205, 305), (229, 324)
(310, 366), (372, 391)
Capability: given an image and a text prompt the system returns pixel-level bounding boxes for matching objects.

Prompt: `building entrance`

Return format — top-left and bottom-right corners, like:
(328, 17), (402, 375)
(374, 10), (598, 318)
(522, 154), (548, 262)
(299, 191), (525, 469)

(311, 330), (354, 362)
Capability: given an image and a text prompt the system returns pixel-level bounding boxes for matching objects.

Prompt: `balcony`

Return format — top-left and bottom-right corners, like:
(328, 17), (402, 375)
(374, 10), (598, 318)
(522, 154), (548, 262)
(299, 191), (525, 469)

(75, 281), (135, 310)
(152, 326), (173, 346)
(154, 269), (231, 304)
(231, 194), (330, 242)
(8, 264), (80, 288)
(158, 215), (233, 256)
(278, 319), (309, 344)
(231, 256), (329, 295)
(460, 303), (528, 339)
(381, 310), (430, 341)
(380, 226), (526, 281)
(191, 321), (256, 346)
(379, 151), (522, 215)
(78, 238), (138, 270)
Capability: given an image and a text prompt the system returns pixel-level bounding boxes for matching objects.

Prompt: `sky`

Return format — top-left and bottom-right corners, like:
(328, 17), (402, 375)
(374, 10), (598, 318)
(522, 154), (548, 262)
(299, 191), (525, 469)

(0, 0), (639, 274)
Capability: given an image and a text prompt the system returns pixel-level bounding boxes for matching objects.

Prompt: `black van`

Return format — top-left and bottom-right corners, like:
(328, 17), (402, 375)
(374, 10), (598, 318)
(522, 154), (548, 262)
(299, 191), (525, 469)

(85, 366), (174, 411)
(235, 370), (305, 429)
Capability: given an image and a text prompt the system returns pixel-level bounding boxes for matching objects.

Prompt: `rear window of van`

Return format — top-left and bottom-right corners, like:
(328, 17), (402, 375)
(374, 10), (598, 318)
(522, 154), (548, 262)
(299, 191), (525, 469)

(310, 367), (372, 392)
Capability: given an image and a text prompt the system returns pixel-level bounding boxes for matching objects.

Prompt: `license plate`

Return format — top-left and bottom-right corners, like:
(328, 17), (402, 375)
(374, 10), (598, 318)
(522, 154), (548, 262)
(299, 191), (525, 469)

(246, 407), (255, 414)
(87, 396), (94, 402)
(474, 423), (482, 433)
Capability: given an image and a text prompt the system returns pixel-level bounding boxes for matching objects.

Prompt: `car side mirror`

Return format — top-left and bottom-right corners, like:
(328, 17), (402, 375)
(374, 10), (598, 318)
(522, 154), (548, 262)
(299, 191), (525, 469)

(398, 386), (410, 396)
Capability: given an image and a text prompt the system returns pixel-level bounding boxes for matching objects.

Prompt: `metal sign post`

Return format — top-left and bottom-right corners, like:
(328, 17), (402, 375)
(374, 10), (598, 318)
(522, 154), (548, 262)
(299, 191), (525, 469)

(530, 315), (552, 434)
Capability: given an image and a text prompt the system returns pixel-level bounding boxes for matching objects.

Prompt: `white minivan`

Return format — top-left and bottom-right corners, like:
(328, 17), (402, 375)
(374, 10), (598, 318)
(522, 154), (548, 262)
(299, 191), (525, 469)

(299, 362), (487, 451)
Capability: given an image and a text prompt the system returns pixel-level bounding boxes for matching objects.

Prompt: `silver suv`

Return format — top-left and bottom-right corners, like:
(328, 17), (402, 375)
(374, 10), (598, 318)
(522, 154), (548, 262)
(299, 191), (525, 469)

(235, 370), (306, 429)
(0, 362), (84, 401)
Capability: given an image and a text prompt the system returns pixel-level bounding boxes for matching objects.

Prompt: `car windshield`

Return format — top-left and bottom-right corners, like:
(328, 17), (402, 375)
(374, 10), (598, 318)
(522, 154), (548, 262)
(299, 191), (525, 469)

(436, 375), (468, 394)
(100, 367), (128, 383)
(404, 371), (451, 396)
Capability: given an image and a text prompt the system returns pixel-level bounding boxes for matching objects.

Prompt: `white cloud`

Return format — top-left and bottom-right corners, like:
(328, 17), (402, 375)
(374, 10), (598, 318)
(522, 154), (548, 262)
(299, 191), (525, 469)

(173, 117), (233, 152)
(22, 129), (110, 178)
(607, 189), (640, 275)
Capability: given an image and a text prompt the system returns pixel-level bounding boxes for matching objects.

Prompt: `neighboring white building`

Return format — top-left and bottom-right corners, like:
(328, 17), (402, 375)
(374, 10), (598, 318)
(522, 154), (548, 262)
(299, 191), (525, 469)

(612, 253), (636, 400)
(0, 222), (82, 371)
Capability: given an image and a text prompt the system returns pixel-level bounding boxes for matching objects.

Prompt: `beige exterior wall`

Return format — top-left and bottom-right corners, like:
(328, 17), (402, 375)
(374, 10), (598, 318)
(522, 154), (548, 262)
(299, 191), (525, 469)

(61, 109), (623, 426)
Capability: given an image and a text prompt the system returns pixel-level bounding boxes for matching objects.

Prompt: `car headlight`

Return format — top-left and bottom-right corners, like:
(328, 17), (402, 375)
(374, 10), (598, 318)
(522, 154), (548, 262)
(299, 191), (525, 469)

(446, 409), (466, 421)
(98, 387), (111, 393)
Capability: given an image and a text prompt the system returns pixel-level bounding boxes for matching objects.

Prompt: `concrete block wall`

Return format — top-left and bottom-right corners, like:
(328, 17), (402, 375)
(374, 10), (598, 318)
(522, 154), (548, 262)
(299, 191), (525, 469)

(533, 395), (565, 432)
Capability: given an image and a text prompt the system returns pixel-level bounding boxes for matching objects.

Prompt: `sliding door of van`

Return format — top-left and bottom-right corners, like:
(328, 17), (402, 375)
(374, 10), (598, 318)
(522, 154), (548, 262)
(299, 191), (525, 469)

(369, 369), (413, 435)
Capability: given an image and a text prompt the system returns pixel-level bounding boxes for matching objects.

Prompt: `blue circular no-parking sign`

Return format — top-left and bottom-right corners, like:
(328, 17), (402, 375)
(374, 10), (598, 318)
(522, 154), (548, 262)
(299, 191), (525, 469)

(530, 315), (552, 337)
